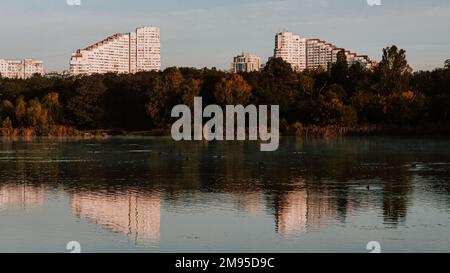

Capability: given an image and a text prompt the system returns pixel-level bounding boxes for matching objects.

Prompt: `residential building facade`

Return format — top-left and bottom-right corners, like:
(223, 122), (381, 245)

(232, 52), (261, 73)
(274, 32), (307, 71)
(0, 59), (45, 79)
(274, 32), (375, 71)
(69, 26), (161, 76)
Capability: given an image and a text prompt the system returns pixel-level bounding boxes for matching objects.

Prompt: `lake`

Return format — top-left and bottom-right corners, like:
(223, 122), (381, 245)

(0, 137), (449, 253)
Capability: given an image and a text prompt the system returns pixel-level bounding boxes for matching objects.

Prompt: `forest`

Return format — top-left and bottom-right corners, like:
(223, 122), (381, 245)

(1, 45), (449, 137)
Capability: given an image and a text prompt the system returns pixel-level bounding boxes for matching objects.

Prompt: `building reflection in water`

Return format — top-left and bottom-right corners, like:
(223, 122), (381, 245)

(0, 183), (45, 211)
(235, 192), (263, 214)
(276, 188), (308, 235)
(72, 190), (160, 246)
(274, 179), (336, 236)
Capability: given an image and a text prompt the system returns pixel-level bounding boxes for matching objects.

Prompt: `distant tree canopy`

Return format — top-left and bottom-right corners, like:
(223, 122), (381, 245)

(0, 45), (449, 135)
(445, 59), (450, 70)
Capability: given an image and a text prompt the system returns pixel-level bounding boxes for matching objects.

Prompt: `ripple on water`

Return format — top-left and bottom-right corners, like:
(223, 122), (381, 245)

(127, 150), (152, 153)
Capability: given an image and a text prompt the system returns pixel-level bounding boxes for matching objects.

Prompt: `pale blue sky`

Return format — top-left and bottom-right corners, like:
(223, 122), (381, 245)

(0, 0), (449, 72)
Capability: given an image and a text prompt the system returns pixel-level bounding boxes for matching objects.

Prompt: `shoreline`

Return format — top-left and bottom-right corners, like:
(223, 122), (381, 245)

(2, 124), (450, 138)
(74, 123), (450, 138)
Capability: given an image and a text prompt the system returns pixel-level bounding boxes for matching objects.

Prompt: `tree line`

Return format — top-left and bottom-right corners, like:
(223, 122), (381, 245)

(0, 45), (449, 136)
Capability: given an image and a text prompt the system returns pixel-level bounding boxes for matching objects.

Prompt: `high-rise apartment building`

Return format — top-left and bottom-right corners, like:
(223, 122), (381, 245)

(274, 32), (374, 71)
(0, 59), (45, 79)
(306, 39), (338, 69)
(69, 26), (161, 76)
(232, 52), (261, 73)
(274, 32), (307, 71)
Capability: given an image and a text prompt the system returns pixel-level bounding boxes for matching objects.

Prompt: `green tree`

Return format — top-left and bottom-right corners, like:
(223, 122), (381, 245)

(343, 62), (373, 98)
(350, 91), (387, 124)
(145, 76), (167, 127)
(298, 74), (315, 99)
(66, 76), (107, 130)
(2, 81), (27, 99)
(385, 91), (429, 125)
(330, 50), (349, 87)
(143, 67), (188, 128)
(259, 58), (299, 113)
(262, 57), (295, 78)
(445, 59), (450, 70)
(326, 84), (347, 101)
(375, 46), (412, 95)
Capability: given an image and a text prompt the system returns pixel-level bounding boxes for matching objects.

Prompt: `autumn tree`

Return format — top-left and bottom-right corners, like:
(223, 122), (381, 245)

(42, 92), (61, 125)
(0, 100), (14, 121)
(26, 98), (48, 129)
(15, 96), (27, 127)
(214, 74), (252, 105)
(180, 78), (202, 108)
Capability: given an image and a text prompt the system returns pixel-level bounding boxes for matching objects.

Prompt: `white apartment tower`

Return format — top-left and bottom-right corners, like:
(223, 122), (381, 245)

(0, 59), (45, 79)
(70, 26), (161, 76)
(232, 52), (261, 73)
(274, 32), (374, 71)
(274, 32), (307, 71)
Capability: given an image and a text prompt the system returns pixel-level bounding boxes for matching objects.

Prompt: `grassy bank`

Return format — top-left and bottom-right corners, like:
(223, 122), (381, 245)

(0, 125), (81, 138)
(286, 123), (450, 137)
(2, 124), (450, 138)
(72, 123), (450, 138)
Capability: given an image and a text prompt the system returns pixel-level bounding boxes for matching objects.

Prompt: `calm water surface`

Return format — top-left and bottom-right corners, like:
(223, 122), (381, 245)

(0, 137), (449, 253)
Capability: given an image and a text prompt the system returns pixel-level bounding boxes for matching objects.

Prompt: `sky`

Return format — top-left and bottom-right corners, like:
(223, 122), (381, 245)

(0, 0), (449, 72)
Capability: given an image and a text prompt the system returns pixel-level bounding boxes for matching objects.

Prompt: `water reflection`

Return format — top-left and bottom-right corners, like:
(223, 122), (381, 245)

(0, 183), (44, 211)
(0, 137), (449, 252)
(72, 190), (160, 246)
(275, 185), (309, 235)
(274, 180), (337, 236)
